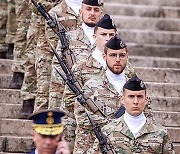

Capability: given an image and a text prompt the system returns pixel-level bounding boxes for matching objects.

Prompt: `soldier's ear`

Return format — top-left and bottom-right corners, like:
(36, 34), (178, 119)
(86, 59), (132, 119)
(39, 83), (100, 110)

(79, 8), (82, 17)
(93, 33), (97, 40)
(103, 53), (106, 61)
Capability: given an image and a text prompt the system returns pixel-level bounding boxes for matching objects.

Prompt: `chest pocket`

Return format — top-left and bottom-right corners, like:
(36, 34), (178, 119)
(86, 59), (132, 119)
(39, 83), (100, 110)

(138, 138), (163, 154)
(93, 89), (120, 115)
(109, 132), (131, 153)
(58, 16), (77, 30)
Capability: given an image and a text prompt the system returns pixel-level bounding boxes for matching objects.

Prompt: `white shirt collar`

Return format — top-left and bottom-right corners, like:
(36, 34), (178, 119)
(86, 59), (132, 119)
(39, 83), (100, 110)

(65, 0), (83, 15)
(81, 23), (95, 45)
(92, 47), (106, 68)
(106, 68), (126, 94)
(124, 111), (146, 138)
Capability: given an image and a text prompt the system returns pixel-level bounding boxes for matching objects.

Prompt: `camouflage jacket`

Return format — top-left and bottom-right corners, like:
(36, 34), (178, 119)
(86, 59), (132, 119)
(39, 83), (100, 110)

(45, 0), (79, 47)
(90, 116), (175, 154)
(74, 69), (130, 128)
(62, 53), (135, 119)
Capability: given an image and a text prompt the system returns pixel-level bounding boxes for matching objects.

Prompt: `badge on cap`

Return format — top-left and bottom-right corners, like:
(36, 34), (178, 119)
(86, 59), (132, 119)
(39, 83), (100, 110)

(123, 76), (146, 91)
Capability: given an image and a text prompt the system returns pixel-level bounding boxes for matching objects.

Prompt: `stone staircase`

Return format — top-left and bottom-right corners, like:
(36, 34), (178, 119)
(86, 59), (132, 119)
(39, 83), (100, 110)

(0, 0), (180, 153)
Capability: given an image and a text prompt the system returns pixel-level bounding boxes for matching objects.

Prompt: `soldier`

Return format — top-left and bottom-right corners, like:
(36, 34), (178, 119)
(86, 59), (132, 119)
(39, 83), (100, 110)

(90, 76), (175, 154)
(19, 0), (62, 119)
(9, 0), (32, 89)
(48, 0), (103, 110)
(28, 109), (70, 154)
(33, 0), (81, 113)
(73, 34), (135, 153)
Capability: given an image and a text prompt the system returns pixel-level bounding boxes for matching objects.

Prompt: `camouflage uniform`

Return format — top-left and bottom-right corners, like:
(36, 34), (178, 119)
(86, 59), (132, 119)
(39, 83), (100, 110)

(62, 53), (135, 153)
(12, 0), (31, 73)
(21, 11), (40, 101)
(0, 0), (8, 55)
(33, 0), (64, 112)
(5, 0), (17, 45)
(89, 116), (175, 154)
(73, 69), (131, 153)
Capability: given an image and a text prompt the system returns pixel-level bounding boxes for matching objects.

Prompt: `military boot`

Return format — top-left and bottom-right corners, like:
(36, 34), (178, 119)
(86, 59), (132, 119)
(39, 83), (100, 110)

(19, 99), (35, 119)
(9, 72), (24, 89)
(6, 43), (14, 59)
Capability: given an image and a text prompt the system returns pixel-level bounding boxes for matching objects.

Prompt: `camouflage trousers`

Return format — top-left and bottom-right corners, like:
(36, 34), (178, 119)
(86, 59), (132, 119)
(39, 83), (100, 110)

(12, 0), (31, 73)
(21, 12), (40, 101)
(33, 16), (53, 112)
(0, 0), (7, 54)
(5, 0), (18, 44)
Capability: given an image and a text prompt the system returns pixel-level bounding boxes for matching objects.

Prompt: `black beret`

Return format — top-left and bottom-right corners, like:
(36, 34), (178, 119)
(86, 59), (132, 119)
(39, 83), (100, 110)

(123, 76), (146, 91)
(82, 0), (103, 6)
(106, 34), (126, 50)
(96, 14), (116, 30)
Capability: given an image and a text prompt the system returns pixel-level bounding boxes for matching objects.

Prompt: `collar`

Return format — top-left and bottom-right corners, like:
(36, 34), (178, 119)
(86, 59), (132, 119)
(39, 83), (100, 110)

(101, 69), (120, 95)
(92, 47), (106, 68)
(118, 115), (156, 139)
(85, 52), (104, 69)
(65, 0), (82, 15)
(81, 23), (95, 46)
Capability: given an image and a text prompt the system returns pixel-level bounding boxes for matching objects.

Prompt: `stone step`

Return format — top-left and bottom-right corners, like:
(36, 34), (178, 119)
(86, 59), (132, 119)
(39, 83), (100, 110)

(0, 136), (32, 153)
(112, 16), (180, 31)
(0, 74), (12, 89)
(0, 59), (12, 75)
(104, 0), (180, 7)
(127, 43), (180, 58)
(151, 96), (180, 112)
(154, 111), (180, 127)
(0, 119), (32, 137)
(146, 82), (180, 97)
(0, 89), (22, 104)
(135, 67), (180, 83)
(129, 56), (180, 68)
(0, 104), (22, 119)
(118, 29), (180, 46)
(167, 127), (180, 143)
(104, 3), (180, 18)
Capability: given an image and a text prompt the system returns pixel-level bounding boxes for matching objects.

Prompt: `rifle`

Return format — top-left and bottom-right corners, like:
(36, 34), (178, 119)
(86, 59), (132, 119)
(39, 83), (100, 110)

(31, 0), (56, 29)
(85, 110), (116, 154)
(50, 43), (106, 118)
(31, 0), (75, 68)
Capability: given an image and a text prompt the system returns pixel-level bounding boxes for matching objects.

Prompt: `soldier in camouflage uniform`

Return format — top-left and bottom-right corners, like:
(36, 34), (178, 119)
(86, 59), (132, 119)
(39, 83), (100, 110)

(33, 0), (62, 112)
(0, 0), (8, 59)
(61, 14), (135, 153)
(48, 0), (104, 110)
(89, 76), (175, 154)
(19, 10), (40, 119)
(9, 0), (32, 89)
(72, 34), (135, 153)
(34, 0), (82, 113)
(19, 0), (62, 118)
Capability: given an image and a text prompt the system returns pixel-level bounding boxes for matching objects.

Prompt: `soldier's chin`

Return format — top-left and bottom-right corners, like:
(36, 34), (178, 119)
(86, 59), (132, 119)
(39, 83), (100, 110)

(84, 22), (96, 27)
